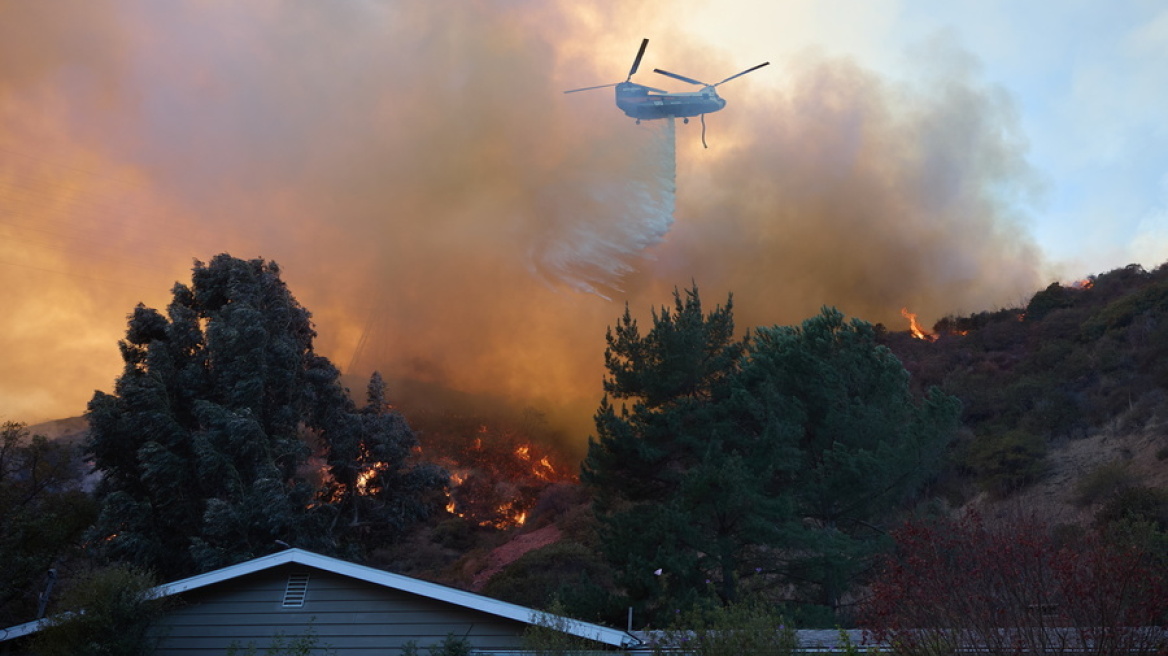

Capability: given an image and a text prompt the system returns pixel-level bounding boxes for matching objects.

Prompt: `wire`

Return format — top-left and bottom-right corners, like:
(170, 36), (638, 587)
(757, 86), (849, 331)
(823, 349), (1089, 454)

(701, 114), (708, 149)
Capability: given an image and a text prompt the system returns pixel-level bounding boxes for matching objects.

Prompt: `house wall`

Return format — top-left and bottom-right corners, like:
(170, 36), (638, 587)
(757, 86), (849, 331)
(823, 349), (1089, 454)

(150, 564), (534, 655)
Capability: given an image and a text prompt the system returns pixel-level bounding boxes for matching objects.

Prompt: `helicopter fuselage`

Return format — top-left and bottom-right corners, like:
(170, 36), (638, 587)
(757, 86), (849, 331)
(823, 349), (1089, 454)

(614, 82), (727, 121)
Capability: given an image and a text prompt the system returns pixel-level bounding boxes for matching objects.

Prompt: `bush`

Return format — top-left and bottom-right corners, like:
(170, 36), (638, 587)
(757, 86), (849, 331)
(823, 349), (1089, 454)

(522, 599), (609, 656)
(1095, 486), (1168, 530)
(962, 429), (1047, 497)
(1073, 459), (1137, 507)
(863, 511), (1168, 656)
(481, 541), (621, 622)
(402, 634), (477, 656)
(226, 625), (335, 656)
(32, 565), (169, 656)
(649, 599), (798, 656)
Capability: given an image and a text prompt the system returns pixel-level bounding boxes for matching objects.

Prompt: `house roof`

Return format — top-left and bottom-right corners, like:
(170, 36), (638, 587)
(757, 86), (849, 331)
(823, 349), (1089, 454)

(1, 548), (641, 648)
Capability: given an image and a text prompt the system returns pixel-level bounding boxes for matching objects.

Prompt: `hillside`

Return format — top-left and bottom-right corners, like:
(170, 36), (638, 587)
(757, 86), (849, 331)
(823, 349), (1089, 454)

(879, 262), (1168, 522)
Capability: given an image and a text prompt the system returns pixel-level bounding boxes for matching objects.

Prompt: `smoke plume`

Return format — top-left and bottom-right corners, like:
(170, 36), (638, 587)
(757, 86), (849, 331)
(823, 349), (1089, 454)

(0, 2), (1043, 450)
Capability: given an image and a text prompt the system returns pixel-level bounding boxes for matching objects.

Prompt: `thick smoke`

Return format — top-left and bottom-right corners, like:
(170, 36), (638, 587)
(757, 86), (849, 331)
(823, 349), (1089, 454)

(0, 2), (1042, 448)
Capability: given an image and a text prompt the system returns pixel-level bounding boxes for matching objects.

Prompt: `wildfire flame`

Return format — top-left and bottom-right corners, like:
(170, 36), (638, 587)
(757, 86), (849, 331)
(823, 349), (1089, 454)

(514, 444), (557, 482)
(901, 307), (937, 342)
(356, 462), (389, 495)
(441, 439), (570, 530)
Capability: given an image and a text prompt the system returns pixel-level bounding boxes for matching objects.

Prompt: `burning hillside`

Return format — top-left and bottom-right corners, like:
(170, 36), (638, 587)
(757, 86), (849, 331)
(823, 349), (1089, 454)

(410, 412), (577, 531)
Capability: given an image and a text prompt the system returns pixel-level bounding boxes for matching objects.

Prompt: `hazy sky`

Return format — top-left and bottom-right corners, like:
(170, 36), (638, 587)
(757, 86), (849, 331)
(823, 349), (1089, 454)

(2, 1), (1164, 442)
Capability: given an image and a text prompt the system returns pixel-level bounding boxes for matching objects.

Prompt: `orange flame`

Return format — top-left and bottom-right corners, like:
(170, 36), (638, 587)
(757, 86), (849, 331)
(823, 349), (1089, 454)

(356, 462), (389, 495)
(901, 307), (937, 342)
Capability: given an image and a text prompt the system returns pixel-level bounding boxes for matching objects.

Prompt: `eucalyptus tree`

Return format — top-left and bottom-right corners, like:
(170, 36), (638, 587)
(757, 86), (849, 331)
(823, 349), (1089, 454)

(87, 254), (444, 578)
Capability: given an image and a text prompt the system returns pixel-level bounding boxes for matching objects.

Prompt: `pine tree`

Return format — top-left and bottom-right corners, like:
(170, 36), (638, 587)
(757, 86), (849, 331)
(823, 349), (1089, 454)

(583, 286), (746, 506)
(582, 293), (960, 622)
(735, 307), (961, 613)
(581, 286), (775, 612)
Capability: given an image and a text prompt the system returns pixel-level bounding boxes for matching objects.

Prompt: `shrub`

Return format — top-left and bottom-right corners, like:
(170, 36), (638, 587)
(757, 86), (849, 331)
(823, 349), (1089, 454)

(1073, 459), (1137, 507)
(481, 541), (620, 622)
(1094, 486), (1168, 531)
(521, 599), (609, 656)
(862, 511), (1168, 656)
(427, 634), (476, 656)
(650, 599), (798, 656)
(32, 565), (169, 656)
(226, 625), (335, 656)
(962, 429), (1047, 497)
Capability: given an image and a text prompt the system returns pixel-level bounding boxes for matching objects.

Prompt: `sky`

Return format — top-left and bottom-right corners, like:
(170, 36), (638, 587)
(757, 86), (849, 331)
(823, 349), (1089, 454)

(2, 1), (1166, 447)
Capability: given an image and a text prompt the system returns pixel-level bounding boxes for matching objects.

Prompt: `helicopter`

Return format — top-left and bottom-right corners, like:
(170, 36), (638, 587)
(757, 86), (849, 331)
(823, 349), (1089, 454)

(564, 38), (769, 127)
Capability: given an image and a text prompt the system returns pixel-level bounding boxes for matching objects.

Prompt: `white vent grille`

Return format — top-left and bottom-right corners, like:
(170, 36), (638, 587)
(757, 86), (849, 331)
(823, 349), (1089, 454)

(282, 573), (310, 608)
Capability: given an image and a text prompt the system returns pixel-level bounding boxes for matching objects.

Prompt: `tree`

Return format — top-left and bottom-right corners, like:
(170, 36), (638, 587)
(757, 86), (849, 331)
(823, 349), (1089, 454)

(736, 308), (960, 613)
(581, 286), (775, 618)
(584, 285), (746, 505)
(582, 294), (959, 623)
(86, 254), (445, 579)
(0, 421), (96, 627)
(321, 371), (447, 543)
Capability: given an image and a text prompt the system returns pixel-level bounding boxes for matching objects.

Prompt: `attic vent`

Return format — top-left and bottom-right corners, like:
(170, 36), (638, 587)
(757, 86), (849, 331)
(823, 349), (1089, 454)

(282, 573), (310, 608)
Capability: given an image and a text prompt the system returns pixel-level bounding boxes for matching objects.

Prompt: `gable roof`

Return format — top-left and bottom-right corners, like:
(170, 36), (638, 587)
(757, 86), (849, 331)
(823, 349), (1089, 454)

(1, 548), (640, 648)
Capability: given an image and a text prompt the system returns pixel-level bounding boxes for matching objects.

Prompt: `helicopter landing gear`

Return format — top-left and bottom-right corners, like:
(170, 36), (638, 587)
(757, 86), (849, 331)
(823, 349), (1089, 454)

(683, 117), (689, 124)
(636, 119), (641, 125)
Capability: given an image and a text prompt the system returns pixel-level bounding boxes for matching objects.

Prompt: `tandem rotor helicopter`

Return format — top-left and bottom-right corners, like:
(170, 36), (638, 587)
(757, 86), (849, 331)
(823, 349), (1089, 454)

(564, 38), (769, 146)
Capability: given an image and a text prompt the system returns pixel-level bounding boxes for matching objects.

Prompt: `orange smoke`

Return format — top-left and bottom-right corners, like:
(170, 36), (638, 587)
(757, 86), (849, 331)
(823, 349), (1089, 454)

(2, 3), (1044, 450)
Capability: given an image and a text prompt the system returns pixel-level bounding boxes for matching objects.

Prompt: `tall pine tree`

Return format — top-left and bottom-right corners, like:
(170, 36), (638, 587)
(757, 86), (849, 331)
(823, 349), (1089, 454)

(581, 286), (779, 613)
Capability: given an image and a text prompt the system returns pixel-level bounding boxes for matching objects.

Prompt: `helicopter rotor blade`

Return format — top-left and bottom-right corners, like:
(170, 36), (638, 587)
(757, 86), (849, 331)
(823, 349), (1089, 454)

(652, 68), (708, 87)
(627, 38), (649, 80)
(563, 82), (619, 94)
(714, 62), (770, 87)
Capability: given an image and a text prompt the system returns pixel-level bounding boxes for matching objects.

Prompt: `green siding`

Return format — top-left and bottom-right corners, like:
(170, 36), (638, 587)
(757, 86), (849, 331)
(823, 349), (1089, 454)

(150, 565), (532, 655)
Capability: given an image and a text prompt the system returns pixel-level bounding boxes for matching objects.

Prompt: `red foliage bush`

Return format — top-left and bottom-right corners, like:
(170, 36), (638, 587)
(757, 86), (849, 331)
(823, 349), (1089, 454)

(862, 511), (1167, 656)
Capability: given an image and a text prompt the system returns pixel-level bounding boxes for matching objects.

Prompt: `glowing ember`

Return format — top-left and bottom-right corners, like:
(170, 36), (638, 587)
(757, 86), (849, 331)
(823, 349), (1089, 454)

(901, 307), (937, 342)
(438, 436), (573, 530)
(356, 462), (389, 495)
(513, 444), (557, 482)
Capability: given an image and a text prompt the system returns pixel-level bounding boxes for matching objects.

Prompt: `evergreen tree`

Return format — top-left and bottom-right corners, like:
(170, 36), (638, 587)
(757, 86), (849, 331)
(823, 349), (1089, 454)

(86, 254), (444, 578)
(321, 371), (447, 542)
(584, 286), (746, 505)
(581, 286), (777, 613)
(0, 422), (96, 626)
(735, 307), (961, 614)
(583, 293), (960, 622)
